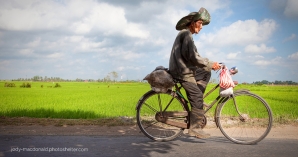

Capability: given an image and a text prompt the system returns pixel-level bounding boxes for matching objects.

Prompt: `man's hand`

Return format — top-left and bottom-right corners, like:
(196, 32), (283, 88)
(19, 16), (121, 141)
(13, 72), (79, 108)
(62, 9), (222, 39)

(212, 62), (221, 70)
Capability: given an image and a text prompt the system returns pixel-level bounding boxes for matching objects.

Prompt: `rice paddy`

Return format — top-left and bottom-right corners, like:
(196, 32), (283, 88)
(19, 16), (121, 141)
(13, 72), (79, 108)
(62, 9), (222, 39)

(0, 81), (297, 122)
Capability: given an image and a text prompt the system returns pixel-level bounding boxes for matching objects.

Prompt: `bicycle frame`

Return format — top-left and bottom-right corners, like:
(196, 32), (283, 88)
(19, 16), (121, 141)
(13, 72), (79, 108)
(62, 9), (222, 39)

(174, 82), (224, 113)
(152, 82), (250, 129)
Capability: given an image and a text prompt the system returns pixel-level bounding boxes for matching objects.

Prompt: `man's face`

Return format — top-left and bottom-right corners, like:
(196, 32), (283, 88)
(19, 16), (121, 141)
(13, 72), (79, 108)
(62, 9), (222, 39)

(193, 20), (203, 34)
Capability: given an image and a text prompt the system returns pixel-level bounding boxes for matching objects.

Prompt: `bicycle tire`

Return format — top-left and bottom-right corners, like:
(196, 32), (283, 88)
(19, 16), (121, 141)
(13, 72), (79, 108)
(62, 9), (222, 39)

(217, 91), (273, 144)
(136, 90), (188, 141)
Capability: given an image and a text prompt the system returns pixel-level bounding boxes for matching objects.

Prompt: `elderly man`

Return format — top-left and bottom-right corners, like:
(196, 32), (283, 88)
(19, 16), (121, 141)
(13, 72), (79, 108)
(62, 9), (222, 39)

(169, 7), (221, 138)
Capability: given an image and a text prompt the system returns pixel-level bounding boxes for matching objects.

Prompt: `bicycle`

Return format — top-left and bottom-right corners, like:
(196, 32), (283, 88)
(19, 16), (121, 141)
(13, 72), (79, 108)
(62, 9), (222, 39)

(136, 66), (273, 145)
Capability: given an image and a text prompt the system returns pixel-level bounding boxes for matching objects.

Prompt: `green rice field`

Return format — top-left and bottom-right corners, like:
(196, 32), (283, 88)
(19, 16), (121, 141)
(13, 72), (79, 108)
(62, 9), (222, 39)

(0, 81), (297, 122)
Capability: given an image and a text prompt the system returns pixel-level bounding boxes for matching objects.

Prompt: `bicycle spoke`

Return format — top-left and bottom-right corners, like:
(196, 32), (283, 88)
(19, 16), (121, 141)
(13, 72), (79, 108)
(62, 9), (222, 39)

(163, 97), (175, 112)
(143, 121), (159, 130)
(143, 102), (158, 113)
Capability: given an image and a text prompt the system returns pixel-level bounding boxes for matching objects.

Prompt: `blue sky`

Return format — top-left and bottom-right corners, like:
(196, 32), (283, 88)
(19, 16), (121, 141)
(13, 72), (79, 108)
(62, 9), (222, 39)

(0, 0), (297, 83)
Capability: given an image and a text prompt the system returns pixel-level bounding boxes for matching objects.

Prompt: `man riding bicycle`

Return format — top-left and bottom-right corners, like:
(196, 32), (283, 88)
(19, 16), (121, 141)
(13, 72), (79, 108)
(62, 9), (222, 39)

(169, 7), (221, 139)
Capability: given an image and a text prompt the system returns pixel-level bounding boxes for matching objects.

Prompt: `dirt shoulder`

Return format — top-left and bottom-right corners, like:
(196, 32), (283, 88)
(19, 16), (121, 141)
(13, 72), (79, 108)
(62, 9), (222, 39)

(1, 117), (298, 139)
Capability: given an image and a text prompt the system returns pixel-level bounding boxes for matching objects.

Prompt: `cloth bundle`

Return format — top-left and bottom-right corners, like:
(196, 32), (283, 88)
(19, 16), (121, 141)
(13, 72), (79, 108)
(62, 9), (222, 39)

(143, 66), (175, 93)
(219, 66), (235, 97)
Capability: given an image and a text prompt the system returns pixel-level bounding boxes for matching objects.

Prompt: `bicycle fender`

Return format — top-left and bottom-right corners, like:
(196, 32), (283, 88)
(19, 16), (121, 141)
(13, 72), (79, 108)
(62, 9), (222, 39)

(135, 90), (155, 110)
(234, 89), (251, 94)
(135, 90), (152, 110)
(214, 97), (230, 128)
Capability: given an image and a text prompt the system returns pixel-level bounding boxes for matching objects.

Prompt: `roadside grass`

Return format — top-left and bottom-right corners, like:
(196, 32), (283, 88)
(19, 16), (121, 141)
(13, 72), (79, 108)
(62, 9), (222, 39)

(0, 82), (297, 125)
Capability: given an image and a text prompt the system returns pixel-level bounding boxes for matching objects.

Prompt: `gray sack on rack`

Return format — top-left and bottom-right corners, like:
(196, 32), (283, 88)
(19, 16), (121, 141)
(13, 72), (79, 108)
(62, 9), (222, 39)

(143, 66), (175, 93)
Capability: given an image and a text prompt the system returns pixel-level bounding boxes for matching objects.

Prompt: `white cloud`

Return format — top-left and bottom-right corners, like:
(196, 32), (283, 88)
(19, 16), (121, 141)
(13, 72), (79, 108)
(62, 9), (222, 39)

(284, 0), (298, 18)
(123, 23), (149, 39)
(186, 0), (230, 13)
(227, 51), (241, 59)
(155, 7), (189, 28)
(255, 55), (265, 59)
(0, 0), (148, 39)
(47, 52), (64, 59)
(123, 51), (145, 60)
(270, 0), (298, 19)
(93, 47), (145, 62)
(69, 2), (149, 38)
(283, 34), (296, 42)
(69, 36), (84, 43)
(244, 44), (276, 54)
(253, 57), (282, 66)
(19, 49), (34, 56)
(288, 52), (298, 60)
(199, 19), (277, 47)
(68, 59), (86, 66)
(0, 0), (68, 30)
(0, 60), (10, 68)
(116, 65), (142, 71)
(253, 60), (271, 66)
(26, 38), (41, 48)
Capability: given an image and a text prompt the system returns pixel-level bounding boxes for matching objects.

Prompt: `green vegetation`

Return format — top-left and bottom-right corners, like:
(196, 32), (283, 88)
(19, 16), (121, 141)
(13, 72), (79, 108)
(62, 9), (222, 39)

(4, 82), (16, 87)
(54, 83), (61, 88)
(0, 81), (150, 119)
(20, 82), (31, 88)
(253, 80), (298, 85)
(0, 82), (297, 123)
(243, 85), (298, 122)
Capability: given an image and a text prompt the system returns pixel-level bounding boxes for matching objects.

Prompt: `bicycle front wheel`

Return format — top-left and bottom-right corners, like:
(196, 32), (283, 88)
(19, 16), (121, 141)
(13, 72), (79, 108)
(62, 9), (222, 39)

(217, 91), (273, 144)
(136, 90), (188, 141)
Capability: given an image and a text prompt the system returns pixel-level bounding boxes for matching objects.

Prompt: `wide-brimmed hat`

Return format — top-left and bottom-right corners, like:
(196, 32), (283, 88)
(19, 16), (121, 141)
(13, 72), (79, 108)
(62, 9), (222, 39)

(175, 7), (211, 30)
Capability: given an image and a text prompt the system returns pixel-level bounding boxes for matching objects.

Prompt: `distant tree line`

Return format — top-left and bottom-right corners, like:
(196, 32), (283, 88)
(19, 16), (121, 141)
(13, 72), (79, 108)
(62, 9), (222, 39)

(9, 71), (143, 83)
(13, 76), (72, 82)
(253, 80), (298, 85)
(8, 73), (297, 85)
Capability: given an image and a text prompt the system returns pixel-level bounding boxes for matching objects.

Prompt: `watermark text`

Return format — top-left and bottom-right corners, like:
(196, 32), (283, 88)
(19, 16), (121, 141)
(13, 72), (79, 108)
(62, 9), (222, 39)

(11, 147), (88, 153)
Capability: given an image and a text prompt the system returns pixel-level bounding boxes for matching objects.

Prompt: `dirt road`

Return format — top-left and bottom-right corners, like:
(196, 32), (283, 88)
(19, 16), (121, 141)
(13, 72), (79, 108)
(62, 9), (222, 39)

(1, 117), (297, 139)
(1, 124), (298, 140)
(1, 118), (298, 157)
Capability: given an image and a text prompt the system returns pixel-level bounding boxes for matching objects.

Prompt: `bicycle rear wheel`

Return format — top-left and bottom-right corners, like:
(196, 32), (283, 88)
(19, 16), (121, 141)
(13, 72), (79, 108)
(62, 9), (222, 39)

(217, 91), (273, 144)
(136, 90), (188, 141)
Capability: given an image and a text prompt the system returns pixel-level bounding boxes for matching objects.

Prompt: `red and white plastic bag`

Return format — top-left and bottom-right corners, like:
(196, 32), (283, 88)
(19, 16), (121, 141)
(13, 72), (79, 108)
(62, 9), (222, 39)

(219, 66), (235, 97)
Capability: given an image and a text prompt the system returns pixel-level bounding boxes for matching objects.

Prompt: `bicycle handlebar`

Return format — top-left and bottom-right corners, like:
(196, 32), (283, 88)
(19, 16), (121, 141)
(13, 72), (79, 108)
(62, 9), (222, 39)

(218, 63), (238, 75)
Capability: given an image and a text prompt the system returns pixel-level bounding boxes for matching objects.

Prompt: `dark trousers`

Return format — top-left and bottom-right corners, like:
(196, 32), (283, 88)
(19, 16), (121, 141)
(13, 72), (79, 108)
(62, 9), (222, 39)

(195, 68), (211, 93)
(181, 68), (211, 110)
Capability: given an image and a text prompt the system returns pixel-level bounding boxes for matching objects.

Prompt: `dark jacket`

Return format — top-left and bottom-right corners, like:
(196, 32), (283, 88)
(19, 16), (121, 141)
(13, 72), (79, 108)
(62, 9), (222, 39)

(169, 29), (213, 83)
